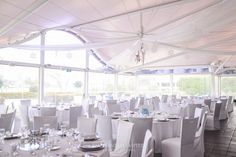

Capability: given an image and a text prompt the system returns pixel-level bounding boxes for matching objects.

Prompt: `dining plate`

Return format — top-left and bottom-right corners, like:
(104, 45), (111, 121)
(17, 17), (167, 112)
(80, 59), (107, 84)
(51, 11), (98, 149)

(83, 135), (100, 141)
(79, 142), (105, 152)
(49, 145), (61, 151)
(157, 119), (169, 122)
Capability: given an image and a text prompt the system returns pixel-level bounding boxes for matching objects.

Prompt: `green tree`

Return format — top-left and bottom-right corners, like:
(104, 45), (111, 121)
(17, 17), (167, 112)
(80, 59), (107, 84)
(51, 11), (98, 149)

(74, 81), (82, 88)
(221, 77), (236, 95)
(177, 77), (210, 95)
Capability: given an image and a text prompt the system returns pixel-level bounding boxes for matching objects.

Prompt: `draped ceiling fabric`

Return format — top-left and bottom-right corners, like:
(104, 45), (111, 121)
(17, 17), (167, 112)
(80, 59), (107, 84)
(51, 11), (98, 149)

(1, 0), (236, 73)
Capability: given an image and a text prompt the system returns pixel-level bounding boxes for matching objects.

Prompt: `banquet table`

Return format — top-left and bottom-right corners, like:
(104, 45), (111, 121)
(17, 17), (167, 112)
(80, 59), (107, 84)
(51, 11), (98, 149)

(111, 112), (181, 153)
(0, 133), (109, 157)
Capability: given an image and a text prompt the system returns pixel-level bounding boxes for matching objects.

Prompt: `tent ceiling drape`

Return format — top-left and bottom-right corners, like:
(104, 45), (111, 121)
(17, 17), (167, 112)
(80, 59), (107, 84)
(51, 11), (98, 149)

(1, 0), (236, 73)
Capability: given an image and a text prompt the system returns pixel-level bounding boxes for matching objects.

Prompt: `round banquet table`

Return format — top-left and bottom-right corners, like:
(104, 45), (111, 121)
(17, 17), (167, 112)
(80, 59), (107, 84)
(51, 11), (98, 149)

(111, 117), (181, 153)
(0, 134), (109, 157)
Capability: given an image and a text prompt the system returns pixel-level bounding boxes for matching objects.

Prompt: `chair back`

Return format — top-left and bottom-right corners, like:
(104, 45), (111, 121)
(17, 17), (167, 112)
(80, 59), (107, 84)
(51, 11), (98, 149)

(0, 110), (16, 132)
(130, 98), (137, 111)
(141, 130), (154, 157)
(19, 99), (31, 127)
(114, 120), (134, 157)
(91, 107), (103, 118)
(213, 102), (222, 120)
(69, 106), (82, 128)
(204, 99), (211, 109)
(77, 117), (97, 135)
(152, 96), (160, 110)
(95, 115), (112, 148)
(40, 107), (56, 116)
(220, 99), (227, 111)
(33, 116), (58, 130)
(188, 104), (198, 119)
(106, 100), (117, 105)
(161, 95), (168, 103)
(194, 108), (203, 129)
(180, 118), (198, 145)
(197, 112), (207, 137)
(129, 117), (153, 157)
(87, 104), (95, 118)
(106, 104), (121, 115)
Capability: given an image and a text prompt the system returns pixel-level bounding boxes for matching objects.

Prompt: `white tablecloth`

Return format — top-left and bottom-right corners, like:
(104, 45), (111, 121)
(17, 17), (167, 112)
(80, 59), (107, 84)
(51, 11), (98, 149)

(111, 117), (181, 153)
(0, 135), (109, 157)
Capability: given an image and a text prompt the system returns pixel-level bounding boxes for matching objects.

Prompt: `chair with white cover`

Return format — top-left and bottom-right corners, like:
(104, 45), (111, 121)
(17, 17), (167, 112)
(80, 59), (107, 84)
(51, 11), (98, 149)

(194, 108), (204, 130)
(219, 99), (228, 120)
(95, 115), (113, 149)
(205, 102), (221, 130)
(91, 107), (103, 118)
(77, 117), (97, 135)
(227, 96), (233, 112)
(69, 106), (82, 128)
(188, 104), (199, 119)
(0, 110), (16, 132)
(152, 96), (160, 111)
(107, 104), (121, 115)
(40, 107), (56, 116)
(204, 99), (211, 110)
(194, 112), (207, 157)
(19, 99), (31, 128)
(162, 118), (198, 157)
(33, 116), (58, 130)
(87, 104), (95, 118)
(141, 130), (154, 157)
(129, 117), (153, 157)
(130, 98), (137, 111)
(161, 95), (168, 103)
(110, 120), (134, 157)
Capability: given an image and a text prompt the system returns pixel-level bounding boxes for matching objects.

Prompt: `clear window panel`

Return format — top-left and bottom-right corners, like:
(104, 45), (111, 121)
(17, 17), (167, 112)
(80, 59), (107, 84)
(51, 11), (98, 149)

(89, 53), (105, 70)
(173, 75), (211, 96)
(45, 30), (86, 68)
(88, 73), (115, 96)
(117, 75), (136, 95)
(137, 75), (171, 96)
(0, 65), (38, 105)
(221, 76), (236, 96)
(44, 69), (84, 105)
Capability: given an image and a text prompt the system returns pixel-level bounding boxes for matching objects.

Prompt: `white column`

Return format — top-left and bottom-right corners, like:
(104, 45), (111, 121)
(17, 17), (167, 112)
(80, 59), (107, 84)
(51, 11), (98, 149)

(114, 73), (118, 99)
(170, 74), (174, 95)
(39, 31), (45, 105)
(135, 75), (138, 95)
(84, 50), (89, 99)
(211, 73), (216, 98)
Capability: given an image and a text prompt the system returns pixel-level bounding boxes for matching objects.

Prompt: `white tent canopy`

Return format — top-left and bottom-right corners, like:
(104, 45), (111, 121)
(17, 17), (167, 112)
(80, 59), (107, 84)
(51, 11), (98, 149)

(1, 0), (236, 73)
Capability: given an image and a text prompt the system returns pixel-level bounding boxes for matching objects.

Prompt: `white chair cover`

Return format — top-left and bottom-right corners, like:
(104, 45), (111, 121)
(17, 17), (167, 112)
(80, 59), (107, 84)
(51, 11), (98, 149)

(194, 112), (207, 157)
(194, 108), (203, 130)
(77, 117), (97, 135)
(129, 117), (153, 157)
(19, 99), (31, 128)
(205, 102), (221, 130)
(107, 104), (121, 115)
(69, 106), (82, 128)
(219, 98), (228, 120)
(141, 130), (154, 157)
(0, 110), (16, 132)
(95, 115), (113, 149)
(33, 116), (58, 130)
(227, 96), (233, 112)
(162, 118), (198, 157)
(110, 120), (134, 157)
(40, 107), (56, 116)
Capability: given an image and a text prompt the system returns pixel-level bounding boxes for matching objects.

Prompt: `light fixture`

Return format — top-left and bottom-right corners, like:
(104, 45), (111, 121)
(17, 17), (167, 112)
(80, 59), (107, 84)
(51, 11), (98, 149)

(135, 42), (145, 64)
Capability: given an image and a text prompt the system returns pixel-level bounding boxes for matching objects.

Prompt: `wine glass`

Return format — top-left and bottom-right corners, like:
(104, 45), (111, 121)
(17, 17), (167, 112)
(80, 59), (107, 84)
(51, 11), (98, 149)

(65, 129), (73, 153)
